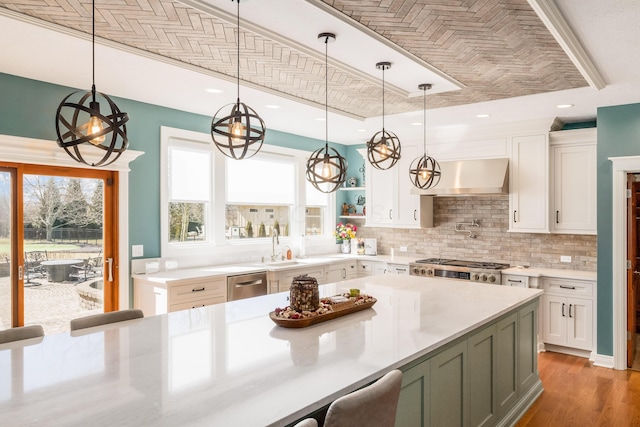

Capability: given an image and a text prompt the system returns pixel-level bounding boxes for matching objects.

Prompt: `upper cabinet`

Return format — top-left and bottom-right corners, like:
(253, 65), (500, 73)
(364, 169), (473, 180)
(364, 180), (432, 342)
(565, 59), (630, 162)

(509, 134), (549, 232)
(366, 143), (425, 228)
(549, 129), (597, 234)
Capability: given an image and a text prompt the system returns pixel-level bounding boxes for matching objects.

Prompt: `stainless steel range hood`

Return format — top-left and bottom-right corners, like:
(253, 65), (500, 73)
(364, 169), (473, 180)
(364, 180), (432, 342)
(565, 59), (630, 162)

(411, 158), (509, 196)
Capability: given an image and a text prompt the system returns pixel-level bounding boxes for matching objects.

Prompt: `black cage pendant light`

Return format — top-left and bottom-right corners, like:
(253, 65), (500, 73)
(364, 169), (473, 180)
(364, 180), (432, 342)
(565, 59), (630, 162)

(367, 61), (401, 170)
(211, 0), (266, 160)
(305, 33), (347, 193)
(55, 0), (129, 167)
(409, 84), (441, 189)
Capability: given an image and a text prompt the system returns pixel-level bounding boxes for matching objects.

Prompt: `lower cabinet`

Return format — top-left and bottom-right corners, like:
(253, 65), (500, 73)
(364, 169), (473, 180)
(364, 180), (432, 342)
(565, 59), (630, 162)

(326, 260), (357, 283)
(539, 277), (594, 352)
(134, 276), (226, 316)
(358, 260), (387, 277)
(396, 300), (539, 427)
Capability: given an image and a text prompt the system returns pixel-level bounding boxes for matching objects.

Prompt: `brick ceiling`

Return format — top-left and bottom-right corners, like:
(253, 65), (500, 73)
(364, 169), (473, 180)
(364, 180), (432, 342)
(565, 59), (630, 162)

(0, 0), (588, 118)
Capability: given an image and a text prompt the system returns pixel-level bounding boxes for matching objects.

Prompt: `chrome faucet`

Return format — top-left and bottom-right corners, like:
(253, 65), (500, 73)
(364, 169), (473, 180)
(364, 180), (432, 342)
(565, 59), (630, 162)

(271, 228), (280, 261)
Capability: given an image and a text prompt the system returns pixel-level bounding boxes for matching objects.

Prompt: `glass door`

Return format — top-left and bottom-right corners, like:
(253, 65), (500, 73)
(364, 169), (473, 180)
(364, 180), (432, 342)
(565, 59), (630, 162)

(0, 162), (118, 334)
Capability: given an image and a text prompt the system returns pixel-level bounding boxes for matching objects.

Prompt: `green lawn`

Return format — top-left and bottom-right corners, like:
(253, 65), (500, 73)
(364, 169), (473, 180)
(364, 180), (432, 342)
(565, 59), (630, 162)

(0, 239), (83, 260)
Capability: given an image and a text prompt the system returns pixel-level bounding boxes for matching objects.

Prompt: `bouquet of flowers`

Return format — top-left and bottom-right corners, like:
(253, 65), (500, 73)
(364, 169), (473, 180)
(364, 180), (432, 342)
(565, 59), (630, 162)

(334, 222), (357, 240)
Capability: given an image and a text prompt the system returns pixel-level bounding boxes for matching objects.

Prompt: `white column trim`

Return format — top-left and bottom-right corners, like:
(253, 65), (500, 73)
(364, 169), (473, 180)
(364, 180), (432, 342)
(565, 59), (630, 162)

(609, 155), (640, 370)
(0, 133), (144, 310)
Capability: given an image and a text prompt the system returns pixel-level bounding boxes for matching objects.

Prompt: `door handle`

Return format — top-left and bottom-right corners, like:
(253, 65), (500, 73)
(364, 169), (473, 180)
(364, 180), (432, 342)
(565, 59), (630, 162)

(562, 303), (565, 317)
(414, 210), (417, 221)
(107, 258), (113, 282)
(389, 209), (393, 220)
(569, 304), (573, 318)
(513, 210), (517, 223)
(556, 210), (560, 224)
(18, 265), (23, 281)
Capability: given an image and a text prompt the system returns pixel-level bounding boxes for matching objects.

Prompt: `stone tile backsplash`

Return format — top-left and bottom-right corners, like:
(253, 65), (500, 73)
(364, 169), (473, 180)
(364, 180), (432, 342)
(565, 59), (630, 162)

(357, 195), (596, 271)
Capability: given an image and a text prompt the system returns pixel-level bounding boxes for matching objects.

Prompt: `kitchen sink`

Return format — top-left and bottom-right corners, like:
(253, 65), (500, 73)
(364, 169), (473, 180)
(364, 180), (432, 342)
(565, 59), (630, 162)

(261, 260), (302, 266)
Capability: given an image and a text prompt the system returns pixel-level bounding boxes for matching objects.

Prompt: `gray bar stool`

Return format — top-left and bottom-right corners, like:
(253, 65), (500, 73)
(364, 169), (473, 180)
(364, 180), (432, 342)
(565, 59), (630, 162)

(70, 309), (144, 331)
(0, 325), (44, 344)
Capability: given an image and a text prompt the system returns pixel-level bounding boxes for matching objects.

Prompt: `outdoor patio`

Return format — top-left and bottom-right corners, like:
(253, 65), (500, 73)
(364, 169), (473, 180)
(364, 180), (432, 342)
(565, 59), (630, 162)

(0, 275), (103, 335)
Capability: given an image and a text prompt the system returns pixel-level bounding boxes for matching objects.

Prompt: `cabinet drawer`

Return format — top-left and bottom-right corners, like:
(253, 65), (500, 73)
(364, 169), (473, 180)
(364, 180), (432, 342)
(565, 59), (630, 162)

(541, 278), (593, 297)
(170, 296), (225, 312)
(169, 279), (226, 303)
(503, 275), (528, 287)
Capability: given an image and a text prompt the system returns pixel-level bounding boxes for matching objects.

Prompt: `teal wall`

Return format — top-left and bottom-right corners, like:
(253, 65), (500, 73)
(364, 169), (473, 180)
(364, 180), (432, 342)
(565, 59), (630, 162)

(597, 102), (640, 356)
(0, 72), (343, 258)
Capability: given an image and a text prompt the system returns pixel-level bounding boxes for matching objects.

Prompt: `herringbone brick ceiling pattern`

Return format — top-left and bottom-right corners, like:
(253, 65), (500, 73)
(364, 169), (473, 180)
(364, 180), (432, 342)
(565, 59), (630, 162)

(0, 0), (587, 117)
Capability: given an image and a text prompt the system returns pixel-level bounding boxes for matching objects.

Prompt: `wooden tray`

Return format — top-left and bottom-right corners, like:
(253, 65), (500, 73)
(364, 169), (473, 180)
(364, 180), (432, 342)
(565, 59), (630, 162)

(269, 297), (376, 328)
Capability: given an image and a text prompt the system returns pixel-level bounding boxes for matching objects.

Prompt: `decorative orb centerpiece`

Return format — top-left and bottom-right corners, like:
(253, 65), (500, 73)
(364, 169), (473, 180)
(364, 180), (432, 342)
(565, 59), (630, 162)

(55, 89), (129, 167)
(211, 101), (266, 160)
(409, 154), (441, 190)
(306, 146), (348, 193)
(367, 129), (401, 170)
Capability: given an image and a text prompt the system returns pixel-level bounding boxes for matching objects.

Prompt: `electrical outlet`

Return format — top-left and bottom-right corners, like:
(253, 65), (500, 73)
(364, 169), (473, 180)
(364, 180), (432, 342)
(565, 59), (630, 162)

(132, 245), (144, 257)
(399, 246), (408, 252)
(560, 255), (571, 263)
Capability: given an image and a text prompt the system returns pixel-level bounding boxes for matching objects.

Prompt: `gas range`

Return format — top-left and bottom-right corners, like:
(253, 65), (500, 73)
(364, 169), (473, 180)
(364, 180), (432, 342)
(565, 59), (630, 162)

(409, 258), (510, 284)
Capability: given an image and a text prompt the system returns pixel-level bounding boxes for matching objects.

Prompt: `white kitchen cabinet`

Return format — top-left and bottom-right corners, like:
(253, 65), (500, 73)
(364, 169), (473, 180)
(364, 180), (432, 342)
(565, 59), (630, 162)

(326, 260), (357, 283)
(134, 276), (226, 316)
(509, 134), (549, 232)
(540, 277), (594, 352)
(267, 265), (327, 293)
(549, 129), (597, 234)
(502, 274), (529, 287)
(366, 143), (423, 228)
(357, 259), (387, 277)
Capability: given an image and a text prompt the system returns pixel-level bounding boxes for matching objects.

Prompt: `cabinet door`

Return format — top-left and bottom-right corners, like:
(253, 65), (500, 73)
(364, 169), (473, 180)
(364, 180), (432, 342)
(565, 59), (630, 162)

(517, 301), (539, 395)
(430, 340), (467, 427)
(468, 324), (497, 427)
(395, 144), (421, 227)
(566, 297), (593, 350)
(510, 134), (548, 232)
(396, 359), (430, 427)
(326, 262), (347, 283)
(551, 144), (596, 234)
(366, 162), (395, 226)
(540, 294), (567, 346)
(496, 313), (518, 416)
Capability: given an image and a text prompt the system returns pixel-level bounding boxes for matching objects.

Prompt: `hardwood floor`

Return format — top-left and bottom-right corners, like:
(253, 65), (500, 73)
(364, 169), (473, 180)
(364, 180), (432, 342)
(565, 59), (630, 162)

(516, 352), (640, 426)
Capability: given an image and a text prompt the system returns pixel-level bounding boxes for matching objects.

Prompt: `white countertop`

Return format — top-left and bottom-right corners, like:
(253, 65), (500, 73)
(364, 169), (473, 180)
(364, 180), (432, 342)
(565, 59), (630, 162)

(0, 275), (541, 426)
(503, 266), (597, 281)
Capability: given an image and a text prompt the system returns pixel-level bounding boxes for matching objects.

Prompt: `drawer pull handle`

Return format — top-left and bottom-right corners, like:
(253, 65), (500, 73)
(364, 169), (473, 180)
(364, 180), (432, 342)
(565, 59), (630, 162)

(192, 287), (206, 292)
(559, 285), (576, 290)
(192, 305), (205, 309)
(508, 279), (522, 283)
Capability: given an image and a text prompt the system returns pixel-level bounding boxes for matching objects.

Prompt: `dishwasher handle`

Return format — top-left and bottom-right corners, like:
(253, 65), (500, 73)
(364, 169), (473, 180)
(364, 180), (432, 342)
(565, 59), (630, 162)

(232, 279), (264, 288)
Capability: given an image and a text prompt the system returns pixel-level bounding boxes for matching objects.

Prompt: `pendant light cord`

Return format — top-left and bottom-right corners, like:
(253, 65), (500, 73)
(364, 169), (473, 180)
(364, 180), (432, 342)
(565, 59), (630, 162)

(324, 35), (329, 152)
(381, 67), (385, 131)
(91, 0), (96, 102)
(236, 0), (240, 103)
(423, 86), (427, 155)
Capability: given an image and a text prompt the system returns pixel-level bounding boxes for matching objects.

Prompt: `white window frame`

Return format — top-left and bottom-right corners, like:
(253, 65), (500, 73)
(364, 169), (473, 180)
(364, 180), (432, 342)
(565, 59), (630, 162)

(160, 126), (335, 260)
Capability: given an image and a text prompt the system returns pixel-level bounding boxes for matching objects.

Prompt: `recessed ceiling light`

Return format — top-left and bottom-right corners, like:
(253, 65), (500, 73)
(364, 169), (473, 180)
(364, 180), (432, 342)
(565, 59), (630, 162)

(205, 88), (224, 94)
(411, 122), (423, 126)
(316, 117), (326, 121)
(556, 104), (574, 109)
(265, 104), (280, 109)
(476, 114), (491, 118)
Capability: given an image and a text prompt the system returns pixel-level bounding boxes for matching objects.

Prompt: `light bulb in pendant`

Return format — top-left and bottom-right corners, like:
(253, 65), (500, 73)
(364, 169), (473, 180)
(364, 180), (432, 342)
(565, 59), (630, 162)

(230, 119), (244, 145)
(420, 169), (430, 180)
(87, 115), (105, 145)
(322, 160), (332, 178)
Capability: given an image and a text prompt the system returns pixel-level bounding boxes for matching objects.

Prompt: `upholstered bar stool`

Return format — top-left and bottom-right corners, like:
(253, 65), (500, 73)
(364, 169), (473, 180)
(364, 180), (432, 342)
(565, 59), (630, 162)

(0, 325), (44, 344)
(70, 309), (144, 331)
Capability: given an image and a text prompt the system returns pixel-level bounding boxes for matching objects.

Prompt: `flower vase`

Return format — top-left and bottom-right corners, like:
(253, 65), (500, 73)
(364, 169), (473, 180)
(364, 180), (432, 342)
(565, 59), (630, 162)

(340, 239), (351, 254)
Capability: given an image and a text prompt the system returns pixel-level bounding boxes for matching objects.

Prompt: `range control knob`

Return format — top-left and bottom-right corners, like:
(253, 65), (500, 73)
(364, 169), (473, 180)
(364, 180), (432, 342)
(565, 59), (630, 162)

(480, 274), (488, 282)
(488, 275), (496, 283)
(471, 273), (480, 281)
(420, 268), (428, 276)
(412, 267), (420, 275)
(425, 268), (434, 276)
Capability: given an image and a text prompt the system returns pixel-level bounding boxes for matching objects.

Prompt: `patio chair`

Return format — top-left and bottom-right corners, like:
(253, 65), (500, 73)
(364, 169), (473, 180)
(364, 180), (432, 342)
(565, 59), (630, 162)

(24, 251), (48, 284)
(70, 255), (102, 282)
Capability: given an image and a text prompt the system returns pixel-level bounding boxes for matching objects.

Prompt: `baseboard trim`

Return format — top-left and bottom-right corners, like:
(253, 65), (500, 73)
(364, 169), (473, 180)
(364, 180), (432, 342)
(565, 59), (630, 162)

(542, 343), (592, 359)
(592, 353), (615, 369)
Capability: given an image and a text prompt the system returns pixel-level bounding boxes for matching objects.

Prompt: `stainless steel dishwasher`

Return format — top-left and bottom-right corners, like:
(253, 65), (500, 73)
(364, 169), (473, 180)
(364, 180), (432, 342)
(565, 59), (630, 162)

(227, 271), (268, 301)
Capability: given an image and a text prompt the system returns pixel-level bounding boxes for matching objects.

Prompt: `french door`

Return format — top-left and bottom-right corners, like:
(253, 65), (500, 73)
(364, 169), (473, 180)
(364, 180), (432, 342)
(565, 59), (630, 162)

(0, 162), (119, 334)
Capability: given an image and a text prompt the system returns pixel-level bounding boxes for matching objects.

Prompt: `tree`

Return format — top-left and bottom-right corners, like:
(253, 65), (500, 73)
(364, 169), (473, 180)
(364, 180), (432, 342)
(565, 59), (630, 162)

(62, 179), (89, 228)
(24, 176), (63, 241)
(87, 180), (103, 228)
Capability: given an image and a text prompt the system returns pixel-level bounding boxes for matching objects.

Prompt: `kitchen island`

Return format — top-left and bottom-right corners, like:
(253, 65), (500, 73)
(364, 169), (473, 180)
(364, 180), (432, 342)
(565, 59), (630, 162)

(0, 275), (542, 426)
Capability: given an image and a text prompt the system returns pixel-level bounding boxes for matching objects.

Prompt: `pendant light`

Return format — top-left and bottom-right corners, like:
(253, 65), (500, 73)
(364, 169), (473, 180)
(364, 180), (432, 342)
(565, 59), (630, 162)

(367, 62), (401, 170)
(55, 0), (129, 167)
(211, 0), (266, 160)
(305, 33), (347, 193)
(409, 84), (441, 189)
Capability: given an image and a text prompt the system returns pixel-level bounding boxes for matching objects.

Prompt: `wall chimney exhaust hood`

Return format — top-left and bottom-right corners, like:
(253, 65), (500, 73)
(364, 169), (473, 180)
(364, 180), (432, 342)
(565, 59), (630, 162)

(411, 158), (509, 196)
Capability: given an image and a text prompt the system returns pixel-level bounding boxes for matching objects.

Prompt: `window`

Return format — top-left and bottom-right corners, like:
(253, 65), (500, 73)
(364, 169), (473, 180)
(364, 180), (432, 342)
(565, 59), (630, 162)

(160, 126), (335, 258)
(225, 154), (295, 240)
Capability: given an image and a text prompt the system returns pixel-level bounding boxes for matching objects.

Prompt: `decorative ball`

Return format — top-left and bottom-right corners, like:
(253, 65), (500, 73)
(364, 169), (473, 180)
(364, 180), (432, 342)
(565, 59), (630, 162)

(211, 101), (266, 160)
(306, 146), (347, 193)
(409, 154), (441, 189)
(367, 130), (401, 170)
